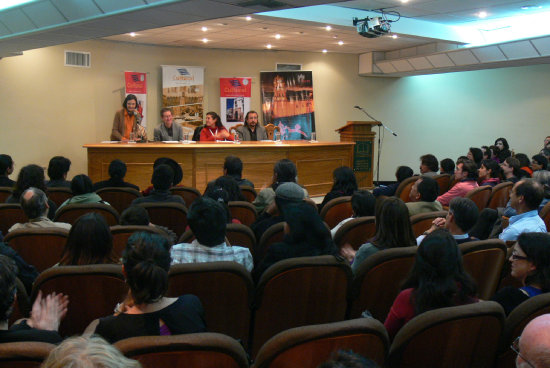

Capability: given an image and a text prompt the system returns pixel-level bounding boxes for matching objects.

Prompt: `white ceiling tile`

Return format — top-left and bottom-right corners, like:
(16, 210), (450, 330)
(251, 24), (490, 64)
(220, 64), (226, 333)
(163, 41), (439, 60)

(499, 40), (540, 59)
(0, 9), (36, 33)
(377, 61), (398, 73)
(531, 36), (550, 56)
(408, 56), (433, 69)
(391, 59), (414, 72)
(51, 0), (103, 21)
(471, 45), (506, 62)
(447, 49), (478, 65)
(426, 53), (455, 67)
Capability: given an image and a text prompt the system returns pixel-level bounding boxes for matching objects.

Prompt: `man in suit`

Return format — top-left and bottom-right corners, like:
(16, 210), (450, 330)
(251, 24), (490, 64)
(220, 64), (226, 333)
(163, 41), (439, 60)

(154, 108), (184, 141)
(236, 111), (267, 141)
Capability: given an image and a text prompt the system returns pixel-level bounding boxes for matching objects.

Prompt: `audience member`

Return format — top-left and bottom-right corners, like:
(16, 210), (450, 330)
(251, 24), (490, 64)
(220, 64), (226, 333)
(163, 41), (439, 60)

(531, 154), (548, 172)
(58, 213), (117, 266)
(481, 146), (492, 160)
(58, 174), (108, 210)
(419, 154), (439, 176)
(384, 229), (477, 339)
(42, 335), (142, 368)
(513, 314), (550, 368)
(171, 197), (253, 271)
(467, 147), (483, 167)
(494, 137), (512, 162)
(500, 179), (546, 241)
(254, 201), (338, 281)
(331, 190), (376, 237)
(436, 159), (478, 206)
(492, 232), (550, 315)
(92, 159), (139, 191)
(86, 232), (206, 343)
(0, 255), (68, 343)
(204, 186), (240, 224)
(501, 157), (522, 183)
(319, 166), (358, 212)
(515, 153), (533, 177)
(372, 166), (413, 197)
(120, 205), (177, 244)
(131, 164), (186, 206)
(46, 156), (71, 188)
(341, 197), (416, 274)
(0, 154), (14, 187)
(317, 350), (379, 368)
(204, 175), (245, 202)
(141, 157), (184, 196)
(154, 107), (183, 142)
(533, 170), (550, 211)
(439, 158), (455, 176)
(6, 164), (57, 219)
(236, 110), (267, 141)
(8, 187), (71, 232)
(406, 176), (443, 216)
(416, 197), (479, 244)
(223, 155), (254, 187)
(478, 159), (501, 187)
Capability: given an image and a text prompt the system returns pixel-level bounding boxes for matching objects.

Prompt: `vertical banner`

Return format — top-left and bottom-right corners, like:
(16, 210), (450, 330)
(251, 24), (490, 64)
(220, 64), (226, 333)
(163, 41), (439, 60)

(219, 77), (252, 129)
(161, 65), (205, 134)
(124, 71), (147, 127)
(260, 71), (315, 140)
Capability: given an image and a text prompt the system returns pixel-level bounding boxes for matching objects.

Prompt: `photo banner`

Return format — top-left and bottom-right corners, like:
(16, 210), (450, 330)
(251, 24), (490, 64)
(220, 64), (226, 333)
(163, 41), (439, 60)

(219, 77), (251, 128)
(124, 71), (147, 127)
(260, 71), (315, 140)
(161, 65), (205, 133)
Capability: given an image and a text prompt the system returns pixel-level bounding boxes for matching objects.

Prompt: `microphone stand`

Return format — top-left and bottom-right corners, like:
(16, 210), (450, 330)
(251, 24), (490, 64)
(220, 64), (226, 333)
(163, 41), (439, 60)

(354, 106), (398, 186)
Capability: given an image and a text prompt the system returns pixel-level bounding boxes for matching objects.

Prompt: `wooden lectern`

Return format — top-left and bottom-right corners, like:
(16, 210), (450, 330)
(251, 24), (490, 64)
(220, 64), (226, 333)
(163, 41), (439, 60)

(336, 121), (379, 188)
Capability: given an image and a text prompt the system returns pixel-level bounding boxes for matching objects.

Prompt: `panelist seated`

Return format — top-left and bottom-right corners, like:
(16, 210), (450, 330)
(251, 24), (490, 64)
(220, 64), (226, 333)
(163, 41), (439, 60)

(199, 112), (234, 142)
(110, 94), (147, 142)
(236, 110), (267, 141)
(154, 108), (183, 141)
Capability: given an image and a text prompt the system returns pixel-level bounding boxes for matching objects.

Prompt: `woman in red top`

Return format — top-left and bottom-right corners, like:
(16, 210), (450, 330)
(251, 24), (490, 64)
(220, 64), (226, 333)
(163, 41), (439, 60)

(200, 112), (233, 142)
(384, 229), (478, 339)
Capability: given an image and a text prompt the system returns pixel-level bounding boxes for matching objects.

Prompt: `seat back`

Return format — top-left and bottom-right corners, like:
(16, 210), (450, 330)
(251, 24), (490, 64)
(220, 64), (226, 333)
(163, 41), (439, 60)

(487, 182), (513, 209)
(54, 203), (119, 226)
(229, 123), (243, 136)
(264, 124), (280, 140)
(136, 202), (188, 238)
(0, 187), (12, 203)
(240, 185), (257, 202)
(0, 204), (26, 236)
(9, 278), (31, 326)
(4, 228), (69, 272)
(31, 264), (127, 337)
(46, 187), (72, 207)
(226, 223), (256, 255)
(539, 200), (550, 231)
(251, 255), (352, 357)
(465, 185), (492, 211)
(168, 262), (253, 347)
(110, 225), (170, 258)
(96, 187), (141, 213)
(459, 239), (507, 300)
(319, 196), (353, 229)
(349, 246), (417, 320)
(170, 186), (201, 207)
(256, 222), (285, 264)
(228, 201), (257, 226)
(115, 333), (249, 368)
(394, 176), (419, 203)
(496, 293), (550, 368)
(253, 318), (389, 368)
(410, 211), (448, 237)
(0, 342), (55, 368)
(433, 174), (451, 195)
(332, 216), (376, 250)
(387, 301), (505, 368)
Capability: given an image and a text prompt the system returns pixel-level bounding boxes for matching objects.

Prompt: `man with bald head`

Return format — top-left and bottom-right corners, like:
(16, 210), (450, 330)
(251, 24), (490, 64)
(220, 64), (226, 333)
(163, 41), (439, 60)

(516, 314), (550, 367)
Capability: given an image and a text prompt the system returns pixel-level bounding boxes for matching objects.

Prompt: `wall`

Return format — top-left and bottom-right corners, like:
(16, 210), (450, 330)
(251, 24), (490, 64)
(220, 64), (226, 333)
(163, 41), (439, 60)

(0, 39), (548, 184)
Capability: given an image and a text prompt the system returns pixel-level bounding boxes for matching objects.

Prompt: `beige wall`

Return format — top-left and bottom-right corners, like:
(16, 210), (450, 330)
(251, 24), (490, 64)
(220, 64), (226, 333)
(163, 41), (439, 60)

(0, 39), (548, 183)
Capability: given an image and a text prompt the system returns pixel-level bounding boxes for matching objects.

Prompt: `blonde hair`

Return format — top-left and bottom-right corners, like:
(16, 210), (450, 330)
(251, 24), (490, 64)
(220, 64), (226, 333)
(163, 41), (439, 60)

(42, 335), (141, 368)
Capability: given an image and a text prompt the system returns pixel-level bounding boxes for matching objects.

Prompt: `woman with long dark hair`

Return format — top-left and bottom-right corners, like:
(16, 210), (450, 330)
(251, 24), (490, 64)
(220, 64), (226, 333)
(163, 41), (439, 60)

(200, 111), (233, 141)
(111, 94), (147, 141)
(478, 159), (501, 187)
(319, 166), (358, 212)
(384, 229), (478, 339)
(494, 137), (511, 163)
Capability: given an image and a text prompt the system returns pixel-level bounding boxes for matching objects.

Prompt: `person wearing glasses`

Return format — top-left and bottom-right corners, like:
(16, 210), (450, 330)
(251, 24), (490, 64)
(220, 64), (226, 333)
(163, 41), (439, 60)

(492, 232), (550, 315)
(512, 314), (550, 368)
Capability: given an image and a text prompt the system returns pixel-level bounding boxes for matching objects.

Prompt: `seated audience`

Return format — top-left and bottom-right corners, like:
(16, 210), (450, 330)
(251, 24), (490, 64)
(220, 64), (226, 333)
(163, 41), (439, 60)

(467, 147), (483, 167)
(318, 350), (379, 368)
(86, 232), (206, 343)
(9, 187), (71, 232)
(372, 166), (413, 197)
(253, 159), (307, 213)
(0, 255), (68, 343)
(131, 164), (186, 206)
(516, 153), (533, 177)
(531, 154), (548, 172)
(478, 159), (501, 187)
(406, 176), (443, 216)
(436, 159), (478, 206)
(439, 158), (455, 176)
(481, 146), (492, 161)
(416, 197), (479, 244)
(58, 174), (108, 210)
(384, 229), (478, 339)
(204, 175), (245, 202)
(0, 154), (14, 187)
(319, 166), (358, 212)
(492, 232), (550, 315)
(331, 190), (376, 237)
(46, 156), (71, 188)
(500, 179), (546, 241)
(236, 110), (267, 141)
(171, 197), (253, 271)
(341, 197), (416, 274)
(0, 240), (38, 294)
(6, 164), (57, 219)
(494, 137), (512, 162)
(419, 154), (439, 177)
(204, 186), (240, 224)
(501, 156), (521, 183)
(200, 111), (233, 141)
(513, 314), (550, 368)
(254, 202), (338, 281)
(92, 159), (139, 191)
(223, 155), (254, 187)
(120, 206), (177, 245)
(141, 157), (183, 196)
(42, 335), (142, 368)
(533, 170), (550, 211)
(58, 213), (117, 266)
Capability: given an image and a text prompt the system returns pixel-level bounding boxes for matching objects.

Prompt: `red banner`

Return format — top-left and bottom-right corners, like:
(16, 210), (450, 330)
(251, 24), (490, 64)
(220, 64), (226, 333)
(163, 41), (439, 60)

(125, 72), (147, 94)
(220, 78), (251, 97)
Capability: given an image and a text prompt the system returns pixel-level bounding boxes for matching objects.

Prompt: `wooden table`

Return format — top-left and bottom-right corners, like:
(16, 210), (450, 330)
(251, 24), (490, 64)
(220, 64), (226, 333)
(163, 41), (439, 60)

(84, 141), (355, 196)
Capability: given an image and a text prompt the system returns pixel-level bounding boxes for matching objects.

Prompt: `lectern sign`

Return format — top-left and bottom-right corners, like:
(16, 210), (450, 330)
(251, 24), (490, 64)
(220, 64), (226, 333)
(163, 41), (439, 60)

(354, 141), (372, 172)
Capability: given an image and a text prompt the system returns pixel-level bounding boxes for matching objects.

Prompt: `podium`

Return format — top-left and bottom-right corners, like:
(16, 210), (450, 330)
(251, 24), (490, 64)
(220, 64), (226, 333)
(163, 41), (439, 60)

(336, 121), (379, 188)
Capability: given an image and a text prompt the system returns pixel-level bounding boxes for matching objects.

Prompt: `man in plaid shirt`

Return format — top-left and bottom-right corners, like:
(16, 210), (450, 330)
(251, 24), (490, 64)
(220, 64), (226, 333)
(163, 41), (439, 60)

(170, 197), (253, 272)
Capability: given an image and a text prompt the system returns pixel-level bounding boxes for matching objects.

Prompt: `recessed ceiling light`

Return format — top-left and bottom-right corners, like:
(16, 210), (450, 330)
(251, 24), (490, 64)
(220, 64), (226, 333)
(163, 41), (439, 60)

(322, 49), (328, 53)
(338, 40), (344, 45)
(400, 0), (409, 3)
(246, 16), (252, 21)
(262, 27), (269, 30)
(275, 34), (281, 39)
(325, 25), (332, 31)
(392, 34), (398, 39)
(129, 32), (136, 37)
(217, 23), (228, 26)
(201, 26), (208, 32)
(477, 11), (488, 18)
(202, 38), (208, 43)
(266, 44), (272, 49)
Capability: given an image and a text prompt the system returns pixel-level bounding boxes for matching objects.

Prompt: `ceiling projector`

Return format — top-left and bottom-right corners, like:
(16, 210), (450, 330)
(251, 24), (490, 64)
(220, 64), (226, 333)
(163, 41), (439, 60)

(353, 16), (391, 38)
